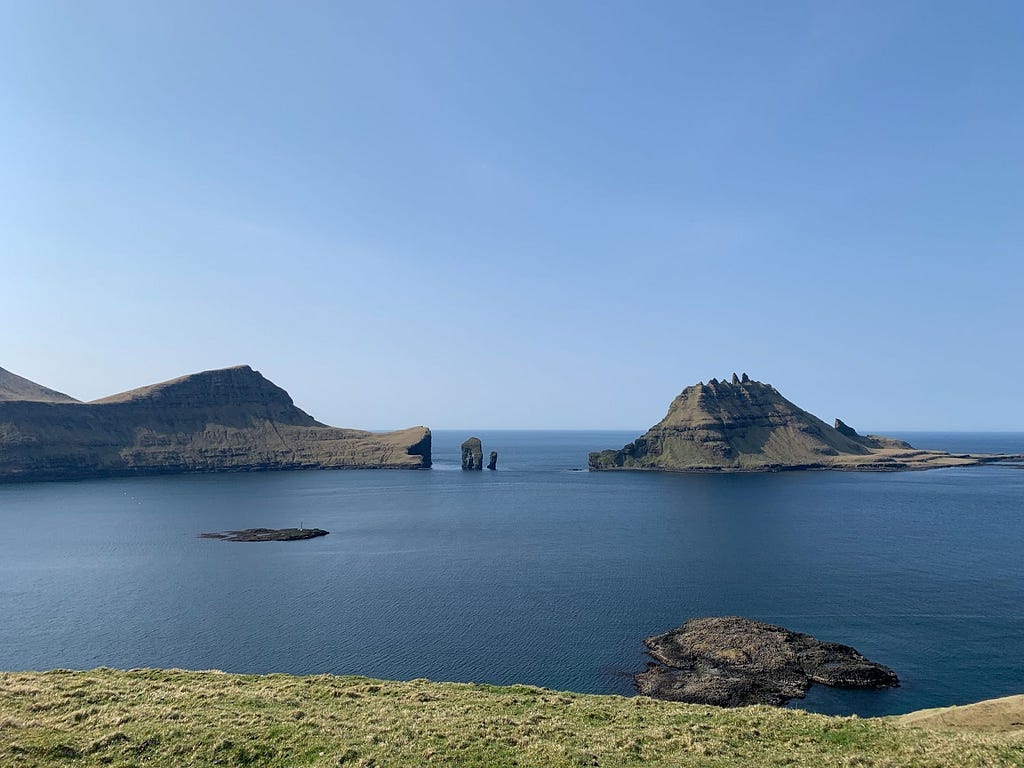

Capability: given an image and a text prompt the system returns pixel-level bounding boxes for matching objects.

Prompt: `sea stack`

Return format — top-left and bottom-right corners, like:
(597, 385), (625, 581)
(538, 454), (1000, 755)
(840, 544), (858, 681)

(0, 365), (432, 482)
(461, 437), (483, 470)
(487, 451), (498, 470)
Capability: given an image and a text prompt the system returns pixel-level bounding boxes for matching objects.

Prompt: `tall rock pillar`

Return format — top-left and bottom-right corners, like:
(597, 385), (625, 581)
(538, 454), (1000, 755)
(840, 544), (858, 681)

(461, 437), (483, 470)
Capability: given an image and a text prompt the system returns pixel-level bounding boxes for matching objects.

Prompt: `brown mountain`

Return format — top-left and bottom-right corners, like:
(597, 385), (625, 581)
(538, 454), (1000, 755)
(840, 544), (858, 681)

(0, 365), (430, 482)
(589, 373), (985, 472)
(0, 367), (80, 403)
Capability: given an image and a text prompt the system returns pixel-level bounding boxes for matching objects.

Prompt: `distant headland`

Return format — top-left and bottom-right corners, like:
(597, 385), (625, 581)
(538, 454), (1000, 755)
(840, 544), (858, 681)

(590, 373), (1023, 473)
(0, 365), (431, 482)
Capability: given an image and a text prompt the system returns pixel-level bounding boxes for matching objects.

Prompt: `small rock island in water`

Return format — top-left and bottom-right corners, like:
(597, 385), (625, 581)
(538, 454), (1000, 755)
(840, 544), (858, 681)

(199, 528), (329, 542)
(461, 437), (484, 470)
(636, 617), (898, 707)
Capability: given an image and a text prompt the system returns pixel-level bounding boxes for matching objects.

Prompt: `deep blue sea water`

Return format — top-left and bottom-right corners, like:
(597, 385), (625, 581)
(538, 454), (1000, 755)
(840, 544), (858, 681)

(1, 430), (1022, 716)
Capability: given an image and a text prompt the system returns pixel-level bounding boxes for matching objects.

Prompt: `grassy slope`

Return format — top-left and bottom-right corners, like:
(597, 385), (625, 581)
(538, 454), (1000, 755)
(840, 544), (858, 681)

(1, 670), (1023, 767)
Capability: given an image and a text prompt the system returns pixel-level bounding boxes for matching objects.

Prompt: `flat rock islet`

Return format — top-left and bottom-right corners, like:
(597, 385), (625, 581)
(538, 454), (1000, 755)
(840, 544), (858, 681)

(199, 528), (329, 542)
(636, 616), (899, 707)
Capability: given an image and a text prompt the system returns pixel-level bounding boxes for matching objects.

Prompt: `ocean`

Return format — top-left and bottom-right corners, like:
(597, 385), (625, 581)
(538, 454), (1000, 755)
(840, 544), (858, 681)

(1, 430), (1021, 716)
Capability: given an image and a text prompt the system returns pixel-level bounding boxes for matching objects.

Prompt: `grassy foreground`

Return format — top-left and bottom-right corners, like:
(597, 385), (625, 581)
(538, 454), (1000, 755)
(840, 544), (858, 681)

(1, 669), (1022, 767)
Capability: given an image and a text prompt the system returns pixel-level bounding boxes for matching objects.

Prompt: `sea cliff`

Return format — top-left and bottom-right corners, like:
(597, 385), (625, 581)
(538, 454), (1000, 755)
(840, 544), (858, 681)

(590, 374), (1011, 472)
(0, 365), (430, 481)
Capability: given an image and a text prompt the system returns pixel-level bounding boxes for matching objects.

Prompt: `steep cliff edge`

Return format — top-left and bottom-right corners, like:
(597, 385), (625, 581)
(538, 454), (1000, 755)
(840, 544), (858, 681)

(0, 365), (430, 481)
(589, 374), (994, 472)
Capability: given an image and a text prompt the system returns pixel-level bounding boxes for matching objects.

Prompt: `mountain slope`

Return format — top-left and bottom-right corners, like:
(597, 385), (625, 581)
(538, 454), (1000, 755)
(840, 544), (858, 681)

(589, 374), (981, 472)
(0, 365), (430, 481)
(0, 367), (80, 403)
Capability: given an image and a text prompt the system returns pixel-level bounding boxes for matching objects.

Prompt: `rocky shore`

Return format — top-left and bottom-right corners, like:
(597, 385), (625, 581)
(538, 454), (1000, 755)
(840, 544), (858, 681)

(636, 616), (899, 707)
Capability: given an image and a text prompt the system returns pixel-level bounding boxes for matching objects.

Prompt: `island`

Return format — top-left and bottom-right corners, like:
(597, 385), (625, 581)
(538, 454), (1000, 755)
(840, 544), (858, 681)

(0, 365), (431, 482)
(199, 528), (329, 542)
(590, 373), (1022, 472)
(636, 616), (899, 707)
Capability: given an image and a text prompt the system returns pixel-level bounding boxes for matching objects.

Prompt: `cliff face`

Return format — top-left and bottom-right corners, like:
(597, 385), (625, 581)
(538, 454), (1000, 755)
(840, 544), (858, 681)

(588, 374), (941, 472)
(0, 365), (430, 482)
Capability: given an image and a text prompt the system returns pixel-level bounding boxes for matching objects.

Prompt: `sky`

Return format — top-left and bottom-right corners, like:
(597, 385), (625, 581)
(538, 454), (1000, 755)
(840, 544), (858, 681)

(1, 1), (1021, 430)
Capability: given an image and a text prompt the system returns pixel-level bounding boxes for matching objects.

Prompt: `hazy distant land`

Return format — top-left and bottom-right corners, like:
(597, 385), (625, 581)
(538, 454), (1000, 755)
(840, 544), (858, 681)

(2, 365), (1020, 483)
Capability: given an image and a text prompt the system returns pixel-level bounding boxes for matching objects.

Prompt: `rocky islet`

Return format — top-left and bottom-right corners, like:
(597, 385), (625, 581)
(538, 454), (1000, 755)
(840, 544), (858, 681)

(636, 616), (899, 707)
(461, 437), (484, 470)
(199, 527), (329, 542)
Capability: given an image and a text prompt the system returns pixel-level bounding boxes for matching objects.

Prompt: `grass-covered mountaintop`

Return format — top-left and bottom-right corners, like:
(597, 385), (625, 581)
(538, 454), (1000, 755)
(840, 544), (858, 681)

(1, 669), (1022, 767)
(0, 365), (432, 481)
(589, 375), (991, 472)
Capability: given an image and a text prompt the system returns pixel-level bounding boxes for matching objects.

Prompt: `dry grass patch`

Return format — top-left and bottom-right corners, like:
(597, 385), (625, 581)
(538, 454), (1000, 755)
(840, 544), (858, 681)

(0, 669), (1022, 767)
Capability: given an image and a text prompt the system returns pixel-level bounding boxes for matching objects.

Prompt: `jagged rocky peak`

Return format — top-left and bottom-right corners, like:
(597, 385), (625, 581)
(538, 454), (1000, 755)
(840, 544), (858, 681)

(697, 374), (755, 398)
(834, 418), (860, 438)
(834, 418), (914, 451)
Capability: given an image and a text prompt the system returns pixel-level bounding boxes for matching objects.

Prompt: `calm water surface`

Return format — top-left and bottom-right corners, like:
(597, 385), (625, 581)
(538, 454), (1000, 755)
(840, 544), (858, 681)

(1, 430), (1022, 716)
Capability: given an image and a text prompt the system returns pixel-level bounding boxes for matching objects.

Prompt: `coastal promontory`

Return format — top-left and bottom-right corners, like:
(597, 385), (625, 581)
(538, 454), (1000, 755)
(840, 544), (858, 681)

(0, 365), (431, 482)
(589, 374), (1008, 472)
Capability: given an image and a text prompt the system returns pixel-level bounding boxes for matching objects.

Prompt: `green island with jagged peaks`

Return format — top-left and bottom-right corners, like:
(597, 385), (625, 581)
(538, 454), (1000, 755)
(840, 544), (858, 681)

(590, 374), (1023, 472)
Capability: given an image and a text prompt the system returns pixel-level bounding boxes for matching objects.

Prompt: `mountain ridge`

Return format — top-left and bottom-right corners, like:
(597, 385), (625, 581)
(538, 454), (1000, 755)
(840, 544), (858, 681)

(589, 374), (1006, 472)
(0, 365), (430, 481)
(0, 367), (80, 404)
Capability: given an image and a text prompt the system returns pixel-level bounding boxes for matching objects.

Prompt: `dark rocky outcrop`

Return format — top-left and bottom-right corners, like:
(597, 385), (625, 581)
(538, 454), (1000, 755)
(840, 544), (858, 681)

(0, 365), (431, 482)
(636, 617), (899, 707)
(834, 419), (913, 450)
(199, 527), (329, 542)
(589, 374), (991, 472)
(461, 437), (483, 470)
(487, 451), (498, 470)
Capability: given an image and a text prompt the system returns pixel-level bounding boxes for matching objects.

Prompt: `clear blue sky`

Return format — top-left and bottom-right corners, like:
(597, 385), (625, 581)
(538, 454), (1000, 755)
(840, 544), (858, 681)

(2, 1), (1021, 430)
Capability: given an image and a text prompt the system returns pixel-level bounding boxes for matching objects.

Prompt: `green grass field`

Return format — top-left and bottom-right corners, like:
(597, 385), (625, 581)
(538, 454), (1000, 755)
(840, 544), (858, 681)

(1, 669), (1022, 767)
